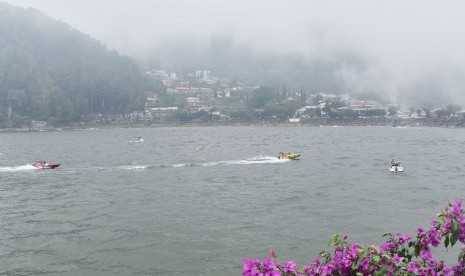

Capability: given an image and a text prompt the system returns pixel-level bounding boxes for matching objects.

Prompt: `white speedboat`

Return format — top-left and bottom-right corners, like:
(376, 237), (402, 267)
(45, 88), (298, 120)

(128, 136), (144, 143)
(389, 160), (404, 173)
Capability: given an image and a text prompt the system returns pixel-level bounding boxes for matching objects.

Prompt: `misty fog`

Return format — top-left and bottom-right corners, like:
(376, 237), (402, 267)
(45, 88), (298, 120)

(7, 0), (465, 106)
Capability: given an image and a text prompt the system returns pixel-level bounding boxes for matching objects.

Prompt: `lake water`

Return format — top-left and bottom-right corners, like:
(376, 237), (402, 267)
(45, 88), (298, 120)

(1, 126), (465, 275)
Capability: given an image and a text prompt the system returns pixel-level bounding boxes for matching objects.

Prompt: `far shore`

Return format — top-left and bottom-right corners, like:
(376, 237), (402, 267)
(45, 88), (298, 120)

(2, 116), (465, 133)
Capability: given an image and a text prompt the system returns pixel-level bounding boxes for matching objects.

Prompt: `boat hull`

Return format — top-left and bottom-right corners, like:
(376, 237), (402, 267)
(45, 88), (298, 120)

(389, 165), (403, 172)
(286, 153), (300, 160)
(33, 162), (61, 169)
(277, 152), (300, 160)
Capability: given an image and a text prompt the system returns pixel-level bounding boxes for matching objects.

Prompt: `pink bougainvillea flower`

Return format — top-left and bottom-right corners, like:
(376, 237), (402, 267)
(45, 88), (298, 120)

(284, 260), (297, 273)
(244, 200), (465, 276)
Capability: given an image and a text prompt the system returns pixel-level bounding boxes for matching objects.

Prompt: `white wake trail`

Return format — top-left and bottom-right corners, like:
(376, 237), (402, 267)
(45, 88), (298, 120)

(0, 165), (37, 172)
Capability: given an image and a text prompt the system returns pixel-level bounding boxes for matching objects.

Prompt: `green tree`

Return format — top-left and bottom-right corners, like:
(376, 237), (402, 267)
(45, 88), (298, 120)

(339, 109), (359, 118)
(447, 104), (462, 115)
(364, 109), (386, 117)
(262, 105), (294, 120)
(0, 3), (158, 127)
(6, 89), (27, 110)
(422, 107), (431, 118)
(281, 84), (287, 99)
(387, 105), (398, 116)
(248, 86), (277, 109)
(300, 89), (307, 104)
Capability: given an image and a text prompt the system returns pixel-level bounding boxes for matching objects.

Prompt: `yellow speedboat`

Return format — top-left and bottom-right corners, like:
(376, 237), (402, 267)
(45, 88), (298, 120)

(277, 152), (300, 160)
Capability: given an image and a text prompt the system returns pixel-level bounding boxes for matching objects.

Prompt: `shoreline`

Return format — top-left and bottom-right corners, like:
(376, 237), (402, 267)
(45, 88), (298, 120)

(1, 117), (465, 133)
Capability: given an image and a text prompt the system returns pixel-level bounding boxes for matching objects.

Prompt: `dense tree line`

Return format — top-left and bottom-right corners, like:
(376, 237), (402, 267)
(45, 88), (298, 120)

(0, 3), (163, 127)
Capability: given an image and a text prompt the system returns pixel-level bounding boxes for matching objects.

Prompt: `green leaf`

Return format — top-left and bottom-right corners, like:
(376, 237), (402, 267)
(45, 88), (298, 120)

(451, 233), (458, 247)
(451, 218), (458, 233)
(328, 234), (340, 246)
(374, 266), (387, 276)
(450, 219), (460, 247)
(359, 251), (367, 260)
(445, 234), (450, 248)
(438, 215), (446, 224)
(414, 243), (420, 257)
(351, 261), (359, 270)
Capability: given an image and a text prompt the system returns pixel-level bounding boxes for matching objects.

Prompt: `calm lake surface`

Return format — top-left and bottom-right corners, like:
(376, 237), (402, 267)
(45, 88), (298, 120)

(1, 126), (465, 275)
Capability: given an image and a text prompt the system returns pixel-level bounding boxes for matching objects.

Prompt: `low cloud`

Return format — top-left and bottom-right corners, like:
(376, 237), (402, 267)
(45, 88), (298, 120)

(7, 0), (465, 107)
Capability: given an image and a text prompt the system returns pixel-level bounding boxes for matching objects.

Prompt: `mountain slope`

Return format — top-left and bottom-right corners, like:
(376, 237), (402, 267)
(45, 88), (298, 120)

(0, 3), (160, 127)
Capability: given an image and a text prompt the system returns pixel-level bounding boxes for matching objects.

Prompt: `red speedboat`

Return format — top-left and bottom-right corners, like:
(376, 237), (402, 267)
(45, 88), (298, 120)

(32, 161), (61, 169)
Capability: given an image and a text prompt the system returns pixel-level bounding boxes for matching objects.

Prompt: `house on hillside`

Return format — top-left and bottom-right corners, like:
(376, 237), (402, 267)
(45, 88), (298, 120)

(145, 107), (178, 121)
(186, 97), (212, 113)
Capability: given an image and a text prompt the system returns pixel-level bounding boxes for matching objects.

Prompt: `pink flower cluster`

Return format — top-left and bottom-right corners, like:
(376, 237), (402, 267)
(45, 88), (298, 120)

(244, 200), (465, 276)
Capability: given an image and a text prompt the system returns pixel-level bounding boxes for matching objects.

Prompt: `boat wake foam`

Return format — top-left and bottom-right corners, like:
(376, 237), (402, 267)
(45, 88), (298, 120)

(165, 156), (288, 168)
(0, 165), (38, 172)
(201, 156), (289, 166)
(119, 156), (289, 171)
(121, 165), (150, 170)
(2, 156), (289, 173)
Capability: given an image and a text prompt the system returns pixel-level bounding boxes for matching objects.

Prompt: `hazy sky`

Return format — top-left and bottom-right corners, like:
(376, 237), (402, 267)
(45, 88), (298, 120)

(5, 0), (465, 105)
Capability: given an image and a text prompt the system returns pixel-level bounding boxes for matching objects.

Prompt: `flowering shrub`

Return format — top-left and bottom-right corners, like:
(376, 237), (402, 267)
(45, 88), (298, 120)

(243, 200), (465, 275)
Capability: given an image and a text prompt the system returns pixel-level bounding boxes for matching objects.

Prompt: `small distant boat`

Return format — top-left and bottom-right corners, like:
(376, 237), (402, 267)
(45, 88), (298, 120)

(389, 159), (404, 173)
(33, 161), (61, 169)
(129, 136), (145, 143)
(277, 152), (300, 160)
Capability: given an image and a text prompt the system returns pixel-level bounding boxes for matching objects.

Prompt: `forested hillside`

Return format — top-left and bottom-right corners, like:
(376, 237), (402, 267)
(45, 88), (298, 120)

(0, 3), (162, 128)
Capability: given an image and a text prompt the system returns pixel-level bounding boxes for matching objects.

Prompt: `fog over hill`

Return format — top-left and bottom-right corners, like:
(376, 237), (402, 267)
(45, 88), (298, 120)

(6, 0), (465, 107)
(0, 2), (161, 127)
